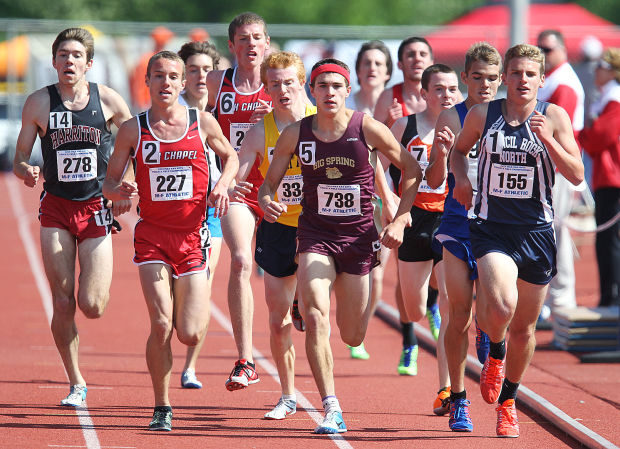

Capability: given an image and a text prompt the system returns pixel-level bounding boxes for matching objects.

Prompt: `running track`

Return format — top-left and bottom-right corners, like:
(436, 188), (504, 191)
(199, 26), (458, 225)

(1, 172), (618, 448)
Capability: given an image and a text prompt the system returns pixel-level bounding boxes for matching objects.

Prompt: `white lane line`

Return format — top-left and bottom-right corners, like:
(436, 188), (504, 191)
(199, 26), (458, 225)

(7, 175), (101, 449)
(210, 305), (354, 448)
(375, 299), (620, 449)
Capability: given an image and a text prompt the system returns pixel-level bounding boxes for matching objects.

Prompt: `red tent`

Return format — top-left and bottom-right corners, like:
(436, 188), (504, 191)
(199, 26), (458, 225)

(426, 3), (620, 61)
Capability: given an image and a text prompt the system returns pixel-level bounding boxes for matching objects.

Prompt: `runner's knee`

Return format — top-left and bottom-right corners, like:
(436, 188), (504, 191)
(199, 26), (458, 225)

(150, 317), (173, 346)
(229, 250), (253, 276)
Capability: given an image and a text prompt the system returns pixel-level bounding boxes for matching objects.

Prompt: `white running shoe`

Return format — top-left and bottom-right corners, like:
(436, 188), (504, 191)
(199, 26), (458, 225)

(264, 397), (296, 420)
(314, 410), (347, 434)
(60, 385), (87, 407)
(181, 369), (203, 389)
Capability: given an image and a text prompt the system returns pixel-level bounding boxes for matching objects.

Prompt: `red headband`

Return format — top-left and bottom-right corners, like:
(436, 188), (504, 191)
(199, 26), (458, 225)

(310, 64), (350, 85)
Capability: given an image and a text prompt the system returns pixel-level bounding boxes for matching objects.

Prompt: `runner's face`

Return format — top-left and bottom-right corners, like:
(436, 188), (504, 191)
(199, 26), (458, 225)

(310, 72), (351, 114)
(357, 49), (390, 90)
(265, 66), (305, 112)
(52, 40), (92, 85)
(398, 42), (433, 82)
(230, 23), (270, 68)
(462, 60), (501, 104)
(503, 57), (544, 104)
(147, 58), (185, 106)
(185, 54), (213, 100)
(421, 72), (459, 112)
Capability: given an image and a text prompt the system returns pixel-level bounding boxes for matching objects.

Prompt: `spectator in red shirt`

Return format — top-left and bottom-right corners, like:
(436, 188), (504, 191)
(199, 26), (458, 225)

(579, 48), (620, 307)
(536, 30), (586, 322)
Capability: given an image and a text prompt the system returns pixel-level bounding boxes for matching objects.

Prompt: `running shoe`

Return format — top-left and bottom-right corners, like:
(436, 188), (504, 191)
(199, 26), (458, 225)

(433, 387), (451, 416)
(449, 398), (473, 432)
(314, 410), (347, 434)
(149, 408), (172, 431)
(349, 342), (370, 360)
(291, 298), (305, 332)
(225, 359), (260, 391)
(397, 345), (418, 376)
(480, 356), (505, 404)
(181, 369), (202, 389)
(264, 397), (297, 420)
(426, 303), (441, 340)
(60, 384), (87, 407)
(496, 399), (519, 438)
(475, 316), (490, 364)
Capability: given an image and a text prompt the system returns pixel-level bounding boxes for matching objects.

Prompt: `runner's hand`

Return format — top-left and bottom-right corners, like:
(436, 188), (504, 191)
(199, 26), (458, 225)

(249, 99), (272, 123)
(231, 181), (253, 202)
(262, 201), (287, 223)
(23, 165), (40, 188)
(208, 183), (230, 218)
(387, 98), (403, 128)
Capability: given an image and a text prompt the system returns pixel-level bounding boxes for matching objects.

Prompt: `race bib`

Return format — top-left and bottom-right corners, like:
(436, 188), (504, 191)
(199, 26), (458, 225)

(418, 161), (446, 194)
(56, 148), (97, 182)
(277, 174), (303, 205)
(93, 206), (113, 227)
(149, 166), (193, 201)
(219, 91), (236, 115)
(142, 141), (160, 164)
(49, 111), (72, 129)
(230, 123), (252, 151)
(200, 221), (212, 249)
(317, 184), (361, 216)
(489, 163), (534, 198)
(485, 130), (505, 154)
(298, 141), (316, 165)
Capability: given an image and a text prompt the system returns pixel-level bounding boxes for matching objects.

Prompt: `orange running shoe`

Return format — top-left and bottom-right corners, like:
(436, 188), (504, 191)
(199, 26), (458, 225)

(480, 356), (504, 403)
(433, 387), (451, 415)
(496, 399), (519, 437)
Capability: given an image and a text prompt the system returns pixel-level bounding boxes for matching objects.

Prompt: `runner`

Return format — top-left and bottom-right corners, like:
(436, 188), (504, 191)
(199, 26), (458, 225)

(390, 63), (460, 413)
(426, 42), (502, 431)
(235, 50), (315, 419)
(206, 12), (272, 390)
(258, 58), (421, 434)
(346, 40), (396, 360)
(176, 40), (222, 389)
(13, 27), (132, 407)
(103, 51), (238, 431)
(374, 36), (438, 373)
(451, 44), (584, 438)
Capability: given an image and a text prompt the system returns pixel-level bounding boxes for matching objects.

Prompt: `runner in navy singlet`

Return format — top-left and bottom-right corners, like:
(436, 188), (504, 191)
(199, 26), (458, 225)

(258, 58), (421, 435)
(451, 44), (584, 438)
(13, 28), (132, 408)
(425, 42), (502, 432)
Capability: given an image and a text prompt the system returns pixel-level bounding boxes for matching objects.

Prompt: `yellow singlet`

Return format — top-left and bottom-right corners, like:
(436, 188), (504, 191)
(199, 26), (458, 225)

(258, 104), (317, 227)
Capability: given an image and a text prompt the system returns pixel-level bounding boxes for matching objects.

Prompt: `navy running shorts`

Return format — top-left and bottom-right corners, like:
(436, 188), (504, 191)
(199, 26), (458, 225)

(255, 220), (298, 278)
(469, 219), (556, 285)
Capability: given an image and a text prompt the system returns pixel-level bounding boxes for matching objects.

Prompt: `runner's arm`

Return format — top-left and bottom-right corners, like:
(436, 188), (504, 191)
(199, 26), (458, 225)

(13, 91), (45, 188)
(451, 103), (486, 210)
(257, 122), (298, 223)
(103, 118), (139, 202)
(426, 108), (459, 189)
(365, 115), (421, 248)
(202, 111), (239, 217)
(530, 106), (584, 186)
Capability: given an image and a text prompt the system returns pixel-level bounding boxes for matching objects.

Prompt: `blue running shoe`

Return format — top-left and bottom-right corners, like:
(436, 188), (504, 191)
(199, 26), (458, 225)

(315, 410), (347, 434)
(426, 303), (441, 340)
(449, 398), (473, 432)
(475, 316), (490, 364)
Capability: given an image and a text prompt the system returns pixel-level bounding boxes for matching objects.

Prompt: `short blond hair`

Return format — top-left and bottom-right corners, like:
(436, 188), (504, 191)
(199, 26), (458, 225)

(260, 51), (306, 85)
(504, 44), (544, 75)
(465, 42), (502, 73)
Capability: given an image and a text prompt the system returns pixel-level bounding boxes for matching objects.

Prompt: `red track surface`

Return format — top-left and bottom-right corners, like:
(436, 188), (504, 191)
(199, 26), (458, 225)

(1, 172), (618, 448)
